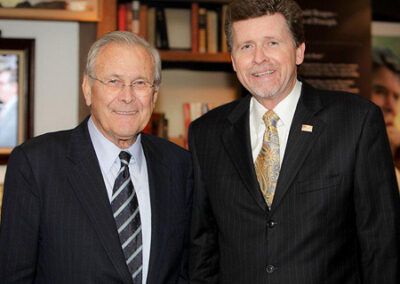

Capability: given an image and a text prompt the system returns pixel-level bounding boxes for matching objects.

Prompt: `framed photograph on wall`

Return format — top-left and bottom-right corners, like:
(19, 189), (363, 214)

(0, 0), (100, 22)
(0, 38), (35, 164)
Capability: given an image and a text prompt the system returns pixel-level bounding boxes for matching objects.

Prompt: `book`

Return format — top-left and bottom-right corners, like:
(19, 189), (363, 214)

(132, 0), (140, 35)
(117, 3), (126, 31)
(125, 2), (133, 32)
(206, 9), (218, 53)
(191, 3), (199, 53)
(198, 8), (207, 53)
(139, 3), (147, 39)
(221, 5), (229, 53)
(165, 8), (191, 50)
(147, 7), (156, 47)
(155, 7), (169, 49)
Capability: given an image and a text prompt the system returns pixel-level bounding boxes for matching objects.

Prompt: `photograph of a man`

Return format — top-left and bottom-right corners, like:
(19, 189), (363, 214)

(0, 55), (18, 148)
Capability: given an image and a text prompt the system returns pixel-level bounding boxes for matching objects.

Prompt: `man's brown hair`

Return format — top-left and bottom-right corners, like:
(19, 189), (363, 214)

(225, 0), (305, 52)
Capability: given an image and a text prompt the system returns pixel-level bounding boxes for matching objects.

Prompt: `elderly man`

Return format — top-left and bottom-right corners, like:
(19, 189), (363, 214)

(0, 31), (192, 284)
(188, 0), (400, 283)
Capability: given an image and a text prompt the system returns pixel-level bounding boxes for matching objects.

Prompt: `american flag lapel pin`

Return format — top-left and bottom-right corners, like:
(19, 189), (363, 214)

(301, 124), (313, 133)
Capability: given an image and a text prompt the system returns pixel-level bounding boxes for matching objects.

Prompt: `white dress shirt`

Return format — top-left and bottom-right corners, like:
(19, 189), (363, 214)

(250, 80), (302, 164)
(88, 117), (151, 283)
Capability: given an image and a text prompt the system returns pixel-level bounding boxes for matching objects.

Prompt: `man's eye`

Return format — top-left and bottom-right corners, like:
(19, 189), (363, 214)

(108, 79), (120, 86)
(134, 80), (146, 86)
(373, 85), (389, 95)
(241, 44), (252, 50)
(269, 41), (278, 46)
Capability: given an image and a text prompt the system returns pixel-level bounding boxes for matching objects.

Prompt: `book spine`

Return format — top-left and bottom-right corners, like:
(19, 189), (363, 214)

(132, 0), (140, 35)
(147, 7), (156, 47)
(126, 3), (133, 32)
(155, 7), (169, 49)
(139, 3), (148, 39)
(198, 8), (207, 53)
(207, 10), (218, 53)
(118, 3), (126, 31)
(221, 5), (229, 53)
(191, 3), (199, 53)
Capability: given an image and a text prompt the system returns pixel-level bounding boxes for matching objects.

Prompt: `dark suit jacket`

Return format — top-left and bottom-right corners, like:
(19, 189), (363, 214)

(0, 118), (193, 284)
(188, 82), (400, 284)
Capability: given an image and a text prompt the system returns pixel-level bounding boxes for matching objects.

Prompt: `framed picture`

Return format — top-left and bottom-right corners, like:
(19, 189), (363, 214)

(0, 0), (100, 22)
(0, 38), (35, 164)
(371, 21), (400, 133)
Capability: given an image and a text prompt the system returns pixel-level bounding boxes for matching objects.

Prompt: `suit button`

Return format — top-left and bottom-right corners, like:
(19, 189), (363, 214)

(267, 220), (277, 228)
(266, 265), (276, 274)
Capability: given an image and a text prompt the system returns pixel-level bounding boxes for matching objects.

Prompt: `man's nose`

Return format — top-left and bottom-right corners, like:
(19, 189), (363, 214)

(119, 84), (136, 102)
(254, 46), (268, 64)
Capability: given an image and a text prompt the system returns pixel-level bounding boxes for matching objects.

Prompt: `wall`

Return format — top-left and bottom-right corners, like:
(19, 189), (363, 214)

(0, 19), (80, 182)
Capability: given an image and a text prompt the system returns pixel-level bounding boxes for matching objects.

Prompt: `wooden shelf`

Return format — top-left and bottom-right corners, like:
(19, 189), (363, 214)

(159, 50), (231, 63)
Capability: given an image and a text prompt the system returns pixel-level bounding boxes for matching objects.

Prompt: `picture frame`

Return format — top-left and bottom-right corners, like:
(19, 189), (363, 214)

(0, 0), (100, 22)
(372, 21), (400, 130)
(0, 38), (35, 164)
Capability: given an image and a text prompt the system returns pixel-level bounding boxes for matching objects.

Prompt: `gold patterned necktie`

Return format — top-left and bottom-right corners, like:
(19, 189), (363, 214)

(254, 110), (280, 209)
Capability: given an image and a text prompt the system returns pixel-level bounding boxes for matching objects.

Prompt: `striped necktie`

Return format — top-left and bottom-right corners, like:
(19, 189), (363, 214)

(111, 151), (142, 283)
(254, 110), (280, 209)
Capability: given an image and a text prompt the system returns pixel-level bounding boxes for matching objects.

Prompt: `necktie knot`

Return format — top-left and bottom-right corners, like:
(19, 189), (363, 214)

(119, 151), (131, 165)
(263, 110), (279, 128)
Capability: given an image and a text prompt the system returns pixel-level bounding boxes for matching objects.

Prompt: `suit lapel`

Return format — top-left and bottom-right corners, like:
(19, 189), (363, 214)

(66, 119), (133, 284)
(270, 82), (325, 214)
(141, 135), (169, 284)
(222, 96), (267, 211)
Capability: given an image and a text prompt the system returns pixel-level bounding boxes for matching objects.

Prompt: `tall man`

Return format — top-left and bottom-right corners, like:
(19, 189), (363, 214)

(0, 31), (193, 284)
(188, 0), (400, 283)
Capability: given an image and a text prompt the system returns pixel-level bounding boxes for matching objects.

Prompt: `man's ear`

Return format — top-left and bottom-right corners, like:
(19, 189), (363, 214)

(296, 42), (306, 65)
(152, 89), (159, 104)
(82, 75), (92, 107)
(231, 54), (237, 72)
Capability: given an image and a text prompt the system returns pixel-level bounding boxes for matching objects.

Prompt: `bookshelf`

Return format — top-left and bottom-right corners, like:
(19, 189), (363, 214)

(110, 0), (234, 66)
(99, 0), (239, 147)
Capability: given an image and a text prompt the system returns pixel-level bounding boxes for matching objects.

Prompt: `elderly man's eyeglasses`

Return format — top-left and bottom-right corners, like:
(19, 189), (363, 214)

(89, 74), (155, 95)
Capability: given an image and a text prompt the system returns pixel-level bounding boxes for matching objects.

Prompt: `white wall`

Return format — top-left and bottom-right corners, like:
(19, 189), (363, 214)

(0, 19), (80, 182)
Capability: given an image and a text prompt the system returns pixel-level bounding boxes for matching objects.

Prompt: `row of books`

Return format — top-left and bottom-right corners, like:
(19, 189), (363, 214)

(117, 1), (229, 53)
(142, 102), (214, 149)
(117, 1), (142, 35)
(195, 5), (229, 53)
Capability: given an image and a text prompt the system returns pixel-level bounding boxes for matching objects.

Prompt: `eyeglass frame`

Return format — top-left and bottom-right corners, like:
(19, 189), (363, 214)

(88, 74), (156, 95)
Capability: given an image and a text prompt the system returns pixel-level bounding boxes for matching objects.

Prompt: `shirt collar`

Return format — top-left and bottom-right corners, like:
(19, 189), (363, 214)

(251, 80), (302, 129)
(87, 116), (143, 173)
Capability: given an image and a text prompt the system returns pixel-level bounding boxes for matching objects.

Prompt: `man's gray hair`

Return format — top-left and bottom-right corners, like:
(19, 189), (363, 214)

(85, 31), (162, 89)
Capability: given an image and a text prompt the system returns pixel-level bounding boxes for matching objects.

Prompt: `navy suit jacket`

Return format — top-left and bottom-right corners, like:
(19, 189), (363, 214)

(0, 118), (193, 284)
(189, 82), (400, 284)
